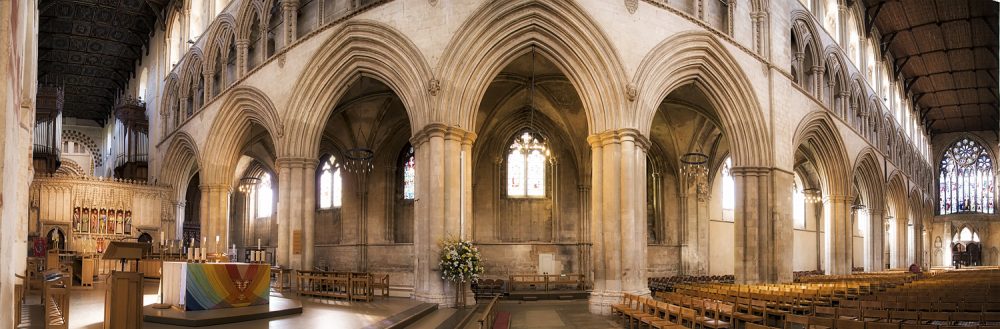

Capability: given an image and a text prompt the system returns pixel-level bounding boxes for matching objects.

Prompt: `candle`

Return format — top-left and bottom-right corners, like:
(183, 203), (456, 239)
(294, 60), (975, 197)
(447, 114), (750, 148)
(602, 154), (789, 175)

(190, 238), (194, 248)
(200, 247), (206, 261)
(187, 247), (193, 260)
(202, 236), (206, 247)
(160, 231), (165, 244)
(257, 238), (261, 250)
(215, 235), (219, 243)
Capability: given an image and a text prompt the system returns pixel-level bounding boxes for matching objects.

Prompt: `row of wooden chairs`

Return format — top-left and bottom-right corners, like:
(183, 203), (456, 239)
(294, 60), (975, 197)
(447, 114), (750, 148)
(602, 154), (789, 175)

(649, 275), (735, 292)
(613, 293), (728, 329)
(839, 300), (1000, 312)
(810, 305), (1000, 326)
(657, 291), (768, 326)
(784, 314), (1000, 329)
(294, 270), (385, 302)
(43, 275), (70, 329)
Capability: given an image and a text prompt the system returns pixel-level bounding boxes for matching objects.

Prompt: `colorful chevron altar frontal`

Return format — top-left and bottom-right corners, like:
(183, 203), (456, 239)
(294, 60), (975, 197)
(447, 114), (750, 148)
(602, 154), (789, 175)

(183, 263), (270, 311)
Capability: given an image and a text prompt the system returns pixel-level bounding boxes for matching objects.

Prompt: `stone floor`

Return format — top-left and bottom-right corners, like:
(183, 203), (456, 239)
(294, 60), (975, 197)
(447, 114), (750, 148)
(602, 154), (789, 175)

(19, 280), (621, 328)
(497, 300), (623, 329)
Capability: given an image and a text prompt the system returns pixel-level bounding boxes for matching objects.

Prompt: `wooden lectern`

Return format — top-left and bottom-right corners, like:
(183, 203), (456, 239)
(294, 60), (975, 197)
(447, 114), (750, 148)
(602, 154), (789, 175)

(102, 242), (149, 329)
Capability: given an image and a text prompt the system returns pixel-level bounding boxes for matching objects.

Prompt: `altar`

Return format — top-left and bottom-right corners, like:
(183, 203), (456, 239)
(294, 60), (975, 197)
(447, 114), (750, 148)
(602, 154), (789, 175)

(161, 262), (270, 311)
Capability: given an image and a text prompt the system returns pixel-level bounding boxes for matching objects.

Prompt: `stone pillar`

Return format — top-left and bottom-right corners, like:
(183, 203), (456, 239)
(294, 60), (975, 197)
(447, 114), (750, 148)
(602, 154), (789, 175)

(813, 66), (825, 97)
(867, 208), (884, 271)
(235, 39), (249, 78)
(282, 0), (298, 45)
(302, 160), (317, 270)
(823, 195), (851, 274)
(577, 184), (592, 281)
(586, 129), (649, 315)
(199, 185), (231, 254)
(410, 124), (476, 307)
(174, 201), (186, 240)
(730, 167), (793, 283)
(275, 159), (292, 267)
(203, 71), (214, 100)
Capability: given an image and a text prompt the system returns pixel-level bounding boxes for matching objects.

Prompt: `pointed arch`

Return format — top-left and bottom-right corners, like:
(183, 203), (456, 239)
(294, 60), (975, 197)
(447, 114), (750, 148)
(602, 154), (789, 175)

(437, 0), (628, 134)
(792, 112), (851, 197)
(282, 20), (432, 158)
(635, 31), (771, 167)
(204, 13), (237, 70)
(202, 86), (283, 185)
(235, 0), (265, 41)
(161, 131), (203, 201)
(852, 148), (885, 212)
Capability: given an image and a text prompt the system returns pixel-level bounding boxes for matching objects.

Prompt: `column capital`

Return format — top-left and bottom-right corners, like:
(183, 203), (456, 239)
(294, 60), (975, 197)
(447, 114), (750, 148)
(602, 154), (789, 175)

(199, 184), (232, 193)
(586, 128), (650, 150)
(728, 166), (771, 176)
(235, 39), (249, 47)
(823, 194), (850, 203)
(275, 157), (317, 169)
(411, 123), (476, 146)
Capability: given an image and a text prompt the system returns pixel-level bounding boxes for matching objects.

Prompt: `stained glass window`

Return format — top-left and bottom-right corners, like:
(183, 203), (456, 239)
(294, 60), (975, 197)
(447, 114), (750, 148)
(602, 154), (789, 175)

(939, 138), (994, 215)
(257, 173), (273, 217)
(722, 157), (734, 211)
(402, 147), (416, 200)
(507, 131), (547, 198)
(319, 157), (343, 209)
(793, 174), (806, 229)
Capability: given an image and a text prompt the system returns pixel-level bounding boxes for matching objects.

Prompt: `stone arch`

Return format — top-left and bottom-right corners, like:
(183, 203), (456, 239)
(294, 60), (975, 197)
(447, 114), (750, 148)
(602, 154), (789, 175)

(235, 0), (265, 41)
(201, 86), (283, 185)
(282, 20), (432, 158)
(852, 148), (885, 212)
(790, 11), (822, 68)
(437, 0), (628, 134)
(934, 134), (998, 166)
(161, 131), (203, 201)
(635, 31), (771, 167)
(62, 129), (102, 168)
(823, 48), (849, 116)
(56, 158), (85, 177)
(204, 13), (237, 71)
(792, 112), (851, 197)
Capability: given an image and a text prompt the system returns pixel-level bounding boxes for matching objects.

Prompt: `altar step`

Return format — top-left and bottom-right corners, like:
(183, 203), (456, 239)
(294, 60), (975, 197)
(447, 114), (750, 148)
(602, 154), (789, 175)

(402, 304), (476, 329)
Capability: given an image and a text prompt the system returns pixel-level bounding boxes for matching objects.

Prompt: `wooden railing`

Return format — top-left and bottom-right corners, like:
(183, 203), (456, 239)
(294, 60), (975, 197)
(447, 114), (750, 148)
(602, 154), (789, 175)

(295, 270), (386, 302)
(508, 273), (586, 291)
(478, 295), (501, 329)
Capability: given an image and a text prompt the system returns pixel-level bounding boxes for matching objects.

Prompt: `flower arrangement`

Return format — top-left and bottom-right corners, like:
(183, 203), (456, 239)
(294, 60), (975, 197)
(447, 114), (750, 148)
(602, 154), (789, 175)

(438, 237), (484, 283)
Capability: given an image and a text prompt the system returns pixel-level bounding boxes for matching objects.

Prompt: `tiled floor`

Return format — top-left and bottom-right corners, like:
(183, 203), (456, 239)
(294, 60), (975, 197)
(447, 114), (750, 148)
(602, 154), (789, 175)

(499, 300), (623, 329)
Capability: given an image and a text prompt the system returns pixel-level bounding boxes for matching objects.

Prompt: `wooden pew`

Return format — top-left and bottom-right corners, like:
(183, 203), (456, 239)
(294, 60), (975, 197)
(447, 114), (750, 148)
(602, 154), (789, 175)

(43, 277), (70, 329)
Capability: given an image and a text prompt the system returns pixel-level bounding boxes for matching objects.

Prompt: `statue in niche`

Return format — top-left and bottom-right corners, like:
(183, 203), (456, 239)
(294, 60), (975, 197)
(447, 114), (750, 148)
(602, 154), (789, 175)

(81, 208), (90, 233)
(72, 207), (80, 232)
(124, 210), (132, 235)
(115, 210), (124, 234)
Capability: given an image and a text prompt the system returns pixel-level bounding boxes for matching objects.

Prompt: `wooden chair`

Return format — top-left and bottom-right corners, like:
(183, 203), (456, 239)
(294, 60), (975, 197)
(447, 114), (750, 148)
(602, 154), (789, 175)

(866, 322), (900, 329)
(748, 323), (779, 329)
(784, 314), (810, 329)
(835, 318), (867, 329)
(862, 309), (890, 322)
(949, 312), (980, 327)
(697, 300), (732, 329)
(814, 306), (838, 318)
(899, 324), (936, 329)
(808, 316), (834, 329)
(890, 311), (921, 324)
(838, 307), (862, 320)
(920, 312), (950, 325)
(983, 312), (1000, 325)
(634, 297), (661, 329)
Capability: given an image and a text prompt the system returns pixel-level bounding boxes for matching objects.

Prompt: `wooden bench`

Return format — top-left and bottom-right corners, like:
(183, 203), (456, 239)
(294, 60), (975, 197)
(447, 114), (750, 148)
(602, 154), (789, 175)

(43, 278), (69, 329)
(295, 270), (376, 301)
(509, 273), (586, 292)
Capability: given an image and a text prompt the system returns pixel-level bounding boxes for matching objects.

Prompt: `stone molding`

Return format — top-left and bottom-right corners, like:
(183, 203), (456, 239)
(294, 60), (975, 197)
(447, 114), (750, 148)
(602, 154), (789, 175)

(410, 123), (476, 147)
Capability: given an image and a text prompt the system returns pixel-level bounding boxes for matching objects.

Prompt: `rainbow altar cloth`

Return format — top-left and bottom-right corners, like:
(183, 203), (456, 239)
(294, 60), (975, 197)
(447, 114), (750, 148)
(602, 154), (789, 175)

(162, 262), (271, 311)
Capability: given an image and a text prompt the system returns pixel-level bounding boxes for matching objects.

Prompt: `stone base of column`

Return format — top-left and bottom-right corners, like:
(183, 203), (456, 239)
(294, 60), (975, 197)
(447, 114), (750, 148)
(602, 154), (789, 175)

(589, 288), (651, 314)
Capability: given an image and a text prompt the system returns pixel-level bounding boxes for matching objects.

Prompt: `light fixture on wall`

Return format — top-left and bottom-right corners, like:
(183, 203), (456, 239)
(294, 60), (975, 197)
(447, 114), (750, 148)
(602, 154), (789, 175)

(851, 203), (867, 212)
(803, 188), (822, 203)
(238, 177), (260, 193)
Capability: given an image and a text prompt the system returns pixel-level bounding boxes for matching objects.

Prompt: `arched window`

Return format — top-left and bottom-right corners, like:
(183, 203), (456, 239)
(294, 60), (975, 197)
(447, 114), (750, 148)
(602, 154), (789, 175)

(401, 147), (415, 200)
(793, 173), (806, 229)
(138, 68), (148, 100)
(319, 157), (343, 209)
(939, 138), (995, 214)
(257, 173), (273, 218)
(507, 131), (548, 198)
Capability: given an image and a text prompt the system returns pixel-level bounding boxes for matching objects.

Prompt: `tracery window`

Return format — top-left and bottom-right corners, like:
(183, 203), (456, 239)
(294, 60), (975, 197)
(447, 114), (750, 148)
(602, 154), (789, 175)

(722, 157), (735, 221)
(401, 147), (415, 200)
(507, 131), (548, 198)
(939, 138), (995, 214)
(319, 157), (343, 209)
(257, 173), (273, 218)
(793, 174), (806, 229)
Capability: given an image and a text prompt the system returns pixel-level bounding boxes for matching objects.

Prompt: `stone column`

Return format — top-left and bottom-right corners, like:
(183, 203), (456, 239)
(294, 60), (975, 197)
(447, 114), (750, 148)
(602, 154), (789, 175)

(867, 207), (884, 271)
(174, 201), (186, 240)
(199, 185), (231, 254)
(302, 160), (317, 270)
(275, 158), (293, 267)
(282, 0), (298, 46)
(813, 66), (825, 97)
(823, 195), (851, 274)
(587, 129), (649, 315)
(730, 167), (793, 283)
(410, 124), (476, 307)
(235, 39), (249, 78)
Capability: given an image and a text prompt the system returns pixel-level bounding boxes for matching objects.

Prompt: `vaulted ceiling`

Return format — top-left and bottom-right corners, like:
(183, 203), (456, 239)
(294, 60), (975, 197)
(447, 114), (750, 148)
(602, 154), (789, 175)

(38, 0), (172, 124)
(861, 0), (999, 134)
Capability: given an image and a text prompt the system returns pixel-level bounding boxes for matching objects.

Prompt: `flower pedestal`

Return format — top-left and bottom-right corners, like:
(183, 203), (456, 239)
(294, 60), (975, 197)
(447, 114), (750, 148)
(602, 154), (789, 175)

(438, 238), (483, 309)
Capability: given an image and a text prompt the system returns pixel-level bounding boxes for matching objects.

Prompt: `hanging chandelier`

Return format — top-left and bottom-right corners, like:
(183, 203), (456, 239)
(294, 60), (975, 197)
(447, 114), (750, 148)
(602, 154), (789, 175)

(680, 152), (709, 180)
(344, 147), (375, 174)
(802, 188), (822, 203)
(238, 177), (260, 193)
(522, 46), (548, 154)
